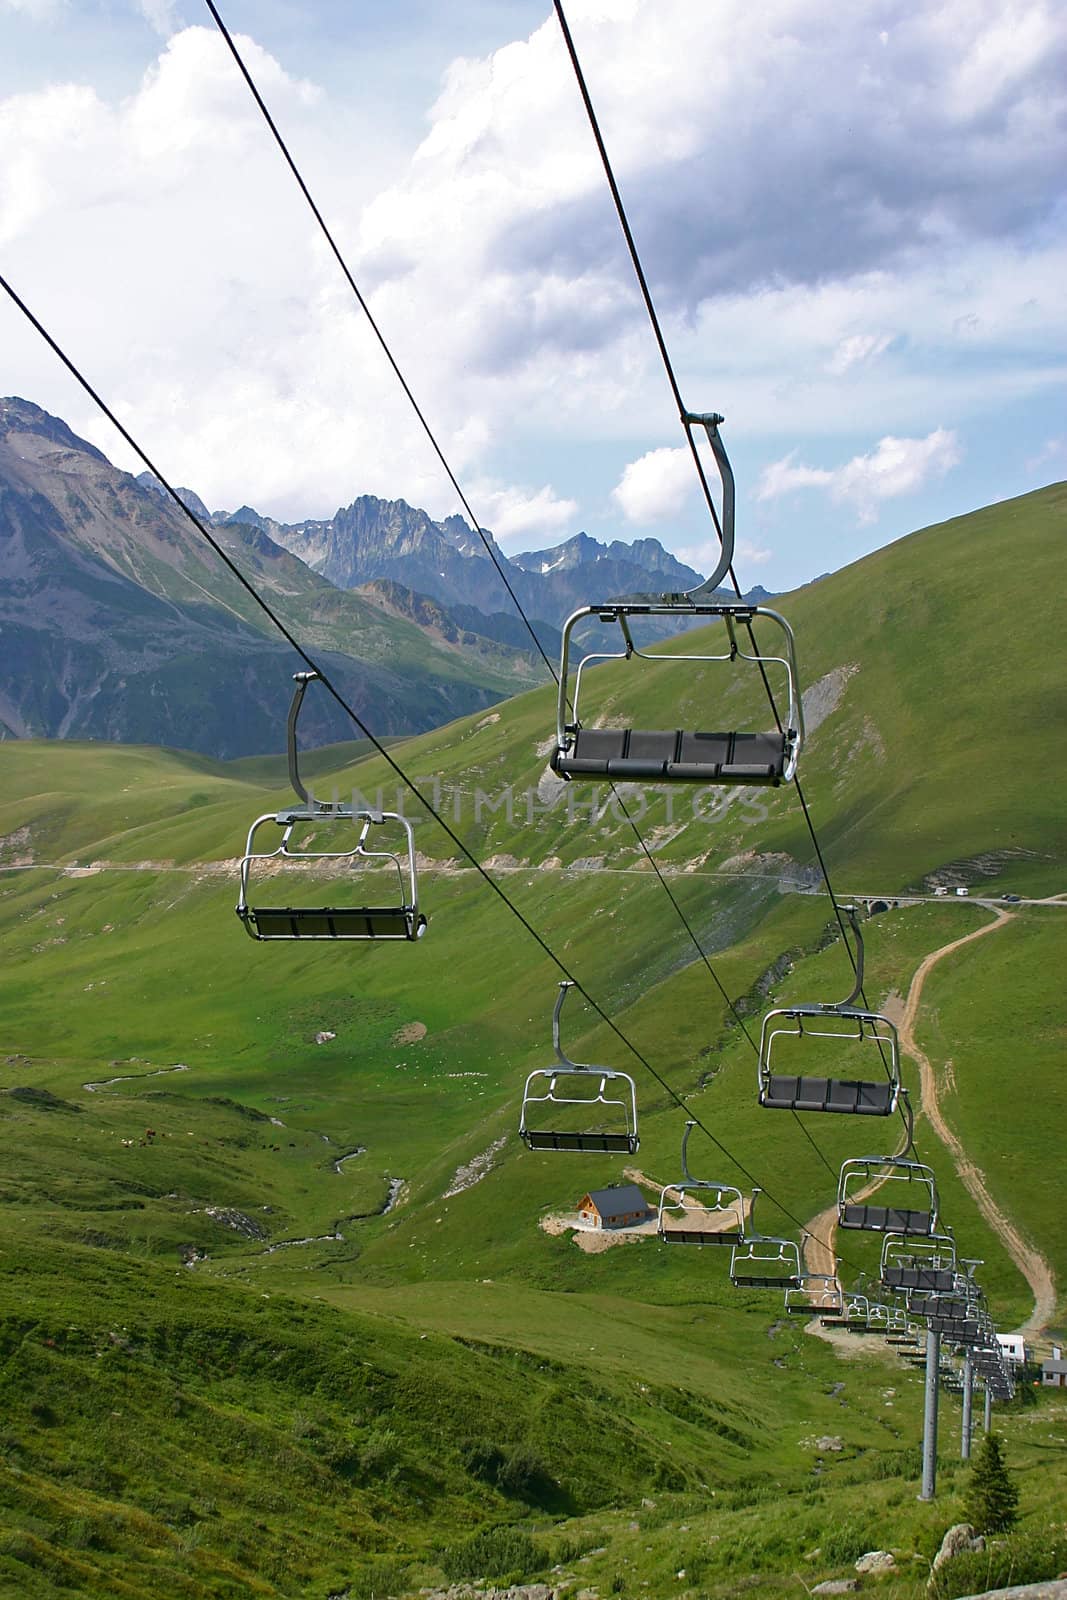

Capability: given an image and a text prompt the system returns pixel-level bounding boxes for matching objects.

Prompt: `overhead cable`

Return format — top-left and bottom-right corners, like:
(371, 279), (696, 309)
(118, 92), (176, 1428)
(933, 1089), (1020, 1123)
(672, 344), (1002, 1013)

(0, 266), (859, 1271)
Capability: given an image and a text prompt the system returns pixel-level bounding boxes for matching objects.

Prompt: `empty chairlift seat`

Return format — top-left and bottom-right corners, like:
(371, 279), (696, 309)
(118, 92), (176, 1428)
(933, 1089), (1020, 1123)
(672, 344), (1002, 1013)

(556, 724), (793, 785)
(837, 1155), (939, 1236)
(784, 1273), (842, 1316)
(656, 1120), (747, 1246)
(236, 671), (427, 944)
(237, 808), (426, 942)
(519, 981), (639, 1155)
(757, 909), (901, 1116)
(729, 1233), (803, 1290)
(880, 1232), (958, 1296)
(549, 415), (802, 791)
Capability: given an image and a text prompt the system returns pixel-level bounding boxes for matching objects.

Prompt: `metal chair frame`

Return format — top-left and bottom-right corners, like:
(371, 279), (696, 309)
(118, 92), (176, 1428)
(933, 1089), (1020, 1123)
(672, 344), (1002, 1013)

(551, 417), (803, 789)
(838, 1112), (939, 1235)
(757, 908), (901, 1116)
(236, 673), (425, 942)
(657, 1120), (748, 1245)
(730, 1231), (803, 1290)
(784, 1272), (843, 1315)
(519, 982), (639, 1154)
(879, 1230), (957, 1293)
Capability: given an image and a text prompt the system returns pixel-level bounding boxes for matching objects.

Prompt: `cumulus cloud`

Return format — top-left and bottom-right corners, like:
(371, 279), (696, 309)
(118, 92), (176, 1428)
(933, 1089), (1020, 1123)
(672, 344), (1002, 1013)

(0, 2), (1064, 561)
(758, 429), (962, 521)
(611, 447), (694, 523)
(466, 480), (578, 543)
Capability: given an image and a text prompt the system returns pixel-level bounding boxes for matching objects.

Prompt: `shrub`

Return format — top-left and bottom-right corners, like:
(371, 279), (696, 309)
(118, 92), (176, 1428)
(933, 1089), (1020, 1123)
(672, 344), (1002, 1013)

(440, 1524), (543, 1582)
(962, 1433), (1019, 1533)
(460, 1440), (556, 1506)
(821, 1520), (879, 1565)
(930, 1526), (1067, 1600)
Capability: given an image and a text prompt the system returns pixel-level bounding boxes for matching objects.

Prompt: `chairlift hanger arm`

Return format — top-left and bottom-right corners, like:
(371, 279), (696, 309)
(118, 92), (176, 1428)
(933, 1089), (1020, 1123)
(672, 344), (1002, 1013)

(553, 978), (591, 1071)
(678, 412), (735, 601)
(287, 670), (319, 807)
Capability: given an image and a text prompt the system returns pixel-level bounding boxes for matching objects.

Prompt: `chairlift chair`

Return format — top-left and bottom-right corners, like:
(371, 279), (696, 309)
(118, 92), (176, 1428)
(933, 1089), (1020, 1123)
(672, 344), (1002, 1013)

(837, 1121), (939, 1235)
(840, 1293), (872, 1331)
(656, 1120), (747, 1245)
(757, 909), (901, 1116)
(519, 981), (639, 1154)
(866, 1301), (893, 1333)
(729, 1232), (803, 1291)
(236, 673), (426, 942)
(880, 1231), (957, 1295)
(550, 416), (803, 789)
(784, 1273), (842, 1316)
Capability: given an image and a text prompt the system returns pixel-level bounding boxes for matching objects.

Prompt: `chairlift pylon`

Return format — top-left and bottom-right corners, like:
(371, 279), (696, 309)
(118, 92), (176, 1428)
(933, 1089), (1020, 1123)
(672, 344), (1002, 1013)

(757, 908), (901, 1115)
(518, 981), (639, 1154)
(656, 1119), (748, 1245)
(550, 416), (803, 788)
(236, 672), (427, 941)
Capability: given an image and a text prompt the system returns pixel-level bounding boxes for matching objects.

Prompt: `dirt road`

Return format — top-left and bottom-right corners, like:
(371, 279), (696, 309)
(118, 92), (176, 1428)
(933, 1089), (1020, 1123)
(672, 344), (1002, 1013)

(803, 907), (1056, 1336)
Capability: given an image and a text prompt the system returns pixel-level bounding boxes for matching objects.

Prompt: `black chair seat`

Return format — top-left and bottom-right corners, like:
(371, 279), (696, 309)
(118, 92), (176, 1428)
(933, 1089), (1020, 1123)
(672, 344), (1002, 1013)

(762, 1075), (895, 1114)
(882, 1266), (955, 1293)
(840, 1203), (933, 1234)
(243, 906), (423, 940)
(553, 727), (787, 786)
(660, 1227), (740, 1246)
(732, 1273), (802, 1289)
(522, 1130), (637, 1153)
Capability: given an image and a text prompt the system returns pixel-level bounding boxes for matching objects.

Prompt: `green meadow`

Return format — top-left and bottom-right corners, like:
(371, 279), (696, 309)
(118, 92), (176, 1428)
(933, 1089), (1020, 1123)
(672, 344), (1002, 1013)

(1, 484), (1065, 1597)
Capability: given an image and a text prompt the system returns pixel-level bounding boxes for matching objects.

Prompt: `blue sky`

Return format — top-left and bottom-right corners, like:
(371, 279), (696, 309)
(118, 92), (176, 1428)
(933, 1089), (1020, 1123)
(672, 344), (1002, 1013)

(1, 0), (1064, 591)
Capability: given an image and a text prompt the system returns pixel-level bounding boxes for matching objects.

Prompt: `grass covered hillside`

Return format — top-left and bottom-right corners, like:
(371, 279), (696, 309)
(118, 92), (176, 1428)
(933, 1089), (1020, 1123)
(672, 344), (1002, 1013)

(1, 484), (1065, 1598)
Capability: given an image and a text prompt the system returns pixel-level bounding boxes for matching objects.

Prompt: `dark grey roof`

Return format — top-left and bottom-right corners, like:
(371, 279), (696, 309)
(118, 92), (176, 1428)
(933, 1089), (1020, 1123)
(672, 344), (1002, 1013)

(1042, 1359), (1067, 1375)
(584, 1184), (651, 1217)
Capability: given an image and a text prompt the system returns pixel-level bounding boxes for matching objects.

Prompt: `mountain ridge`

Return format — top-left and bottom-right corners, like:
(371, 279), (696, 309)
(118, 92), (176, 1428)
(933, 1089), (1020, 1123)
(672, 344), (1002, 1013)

(0, 399), (551, 755)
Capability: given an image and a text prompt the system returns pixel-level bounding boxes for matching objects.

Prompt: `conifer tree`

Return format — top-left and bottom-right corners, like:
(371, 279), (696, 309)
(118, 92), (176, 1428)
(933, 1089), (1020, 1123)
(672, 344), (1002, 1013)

(962, 1432), (1019, 1533)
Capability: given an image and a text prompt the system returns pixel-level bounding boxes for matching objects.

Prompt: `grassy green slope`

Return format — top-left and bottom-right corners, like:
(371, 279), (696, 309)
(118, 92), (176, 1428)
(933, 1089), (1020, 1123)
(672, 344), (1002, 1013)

(1, 484), (1066, 1597)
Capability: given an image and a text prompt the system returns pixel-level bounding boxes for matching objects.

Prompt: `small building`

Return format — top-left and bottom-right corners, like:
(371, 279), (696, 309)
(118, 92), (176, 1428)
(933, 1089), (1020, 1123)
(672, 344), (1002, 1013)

(1041, 1358), (1067, 1389)
(577, 1184), (653, 1230)
(997, 1333), (1027, 1366)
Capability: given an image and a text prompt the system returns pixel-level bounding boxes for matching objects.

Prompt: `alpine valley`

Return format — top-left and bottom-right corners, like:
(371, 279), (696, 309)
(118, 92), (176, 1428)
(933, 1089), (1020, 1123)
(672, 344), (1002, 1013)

(0, 401), (1065, 1600)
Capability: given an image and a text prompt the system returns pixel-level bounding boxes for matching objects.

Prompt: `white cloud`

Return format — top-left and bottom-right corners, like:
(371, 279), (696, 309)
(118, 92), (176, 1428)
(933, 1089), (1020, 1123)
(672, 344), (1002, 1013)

(0, 1), (1064, 569)
(673, 536), (772, 584)
(825, 332), (893, 377)
(466, 480), (578, 543)
(757, 429), (962, 521)
(1025, 436), (1066, 472)
(136, 0), (180, 36)
(611, 446), (694, 523)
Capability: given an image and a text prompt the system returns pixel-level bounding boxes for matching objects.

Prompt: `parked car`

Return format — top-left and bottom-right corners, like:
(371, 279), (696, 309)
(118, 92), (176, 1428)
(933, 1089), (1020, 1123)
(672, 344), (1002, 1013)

(1002, 893), (1021, 903)
(955, 887), (969, 897)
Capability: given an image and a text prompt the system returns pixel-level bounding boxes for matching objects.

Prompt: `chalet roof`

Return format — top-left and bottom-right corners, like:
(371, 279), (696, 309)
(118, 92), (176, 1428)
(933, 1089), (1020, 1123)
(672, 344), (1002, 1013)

(1042, 1358), (1067, 1375)
(584, 1184), (651, 1217)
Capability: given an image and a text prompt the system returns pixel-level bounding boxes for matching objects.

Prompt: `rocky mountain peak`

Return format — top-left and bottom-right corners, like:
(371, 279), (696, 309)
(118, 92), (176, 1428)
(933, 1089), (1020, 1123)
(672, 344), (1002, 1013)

(0, 397), (110, 465)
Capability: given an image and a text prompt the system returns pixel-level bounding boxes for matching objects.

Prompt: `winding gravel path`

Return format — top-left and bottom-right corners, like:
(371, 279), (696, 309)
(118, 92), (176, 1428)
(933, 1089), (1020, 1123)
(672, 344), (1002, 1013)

(803, 907), (1056, 1335)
